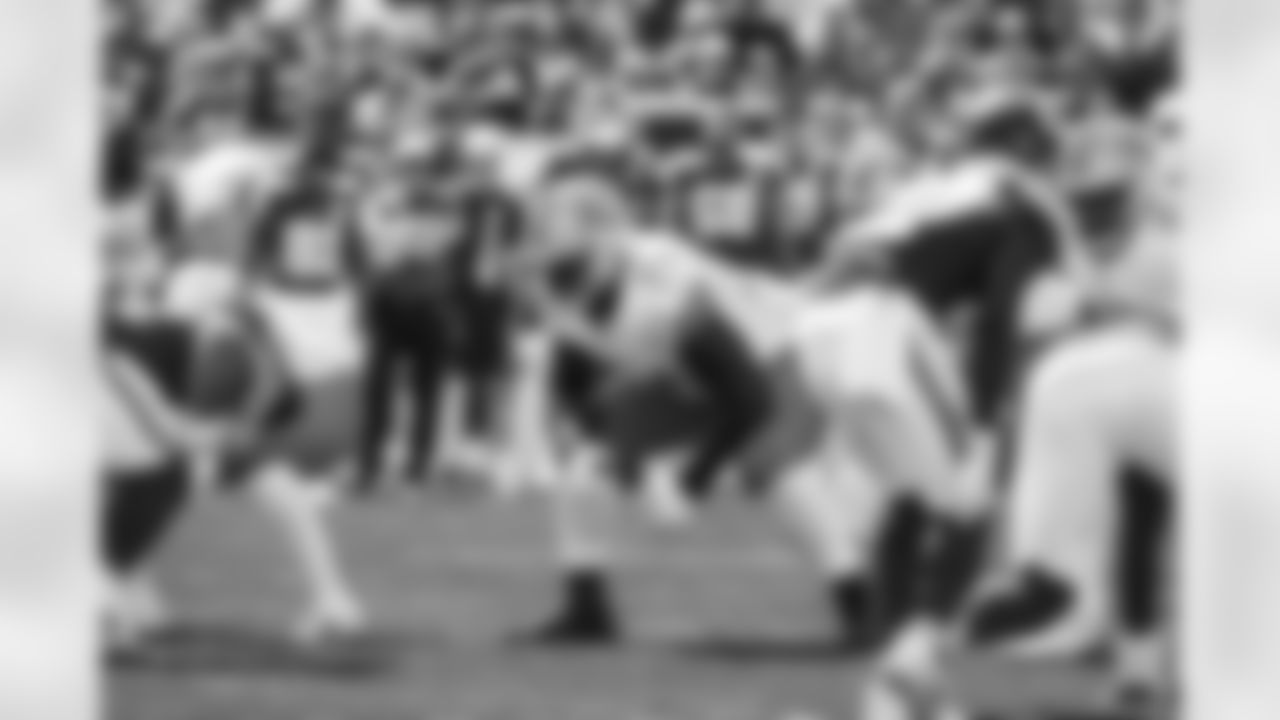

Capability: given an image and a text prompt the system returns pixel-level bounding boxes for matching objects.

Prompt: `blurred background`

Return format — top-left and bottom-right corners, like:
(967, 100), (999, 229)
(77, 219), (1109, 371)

(102, 0), (1177, 268)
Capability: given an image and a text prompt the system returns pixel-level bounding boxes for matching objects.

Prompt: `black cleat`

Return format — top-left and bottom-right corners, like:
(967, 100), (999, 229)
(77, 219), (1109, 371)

(523, 571), (620, 646)
(525, 607), (619, 646)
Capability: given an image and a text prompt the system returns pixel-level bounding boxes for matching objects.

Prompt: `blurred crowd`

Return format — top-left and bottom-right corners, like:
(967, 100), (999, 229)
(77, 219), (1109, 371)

(103, 0), (1177, 270)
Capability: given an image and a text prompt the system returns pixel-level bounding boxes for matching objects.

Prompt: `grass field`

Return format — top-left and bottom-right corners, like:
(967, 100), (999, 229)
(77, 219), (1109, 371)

(107, 487), (1158, 720)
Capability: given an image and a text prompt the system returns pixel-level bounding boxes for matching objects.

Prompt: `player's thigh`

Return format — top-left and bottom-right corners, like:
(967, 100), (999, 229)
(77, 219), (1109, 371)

(775, 431), (889, 555)
(1103, 330), (1177, 483)
(1001, 336), (1124, 577)
(839, 374), (962, 516)
(262, 374), (364, 476)
(1034, 324), (1175, 481)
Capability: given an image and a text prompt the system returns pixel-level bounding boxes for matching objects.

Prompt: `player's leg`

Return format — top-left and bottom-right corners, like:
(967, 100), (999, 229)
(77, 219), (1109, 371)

(103, 461), (191, 585)
(252, 377), (369, 641)
(788, 290), (973, 658)
(404, 342), (449, 485)
(775, 428), (891, 649)
(355, 330), (400, 494)
(501, 328), (559, 495)
(966, 347), (1117, 659)
(1110, 464), (1176, 704)
(676, 306), (773, 501)
(1101, 330), (1177, 702)
(862, 334), (990, 678)
(102, 460), (192, 645)
(529, 439), (625, 643)
(852, 316), (996, 717)
(252, 459), (365, 642)
(937, 327), (1169, 718)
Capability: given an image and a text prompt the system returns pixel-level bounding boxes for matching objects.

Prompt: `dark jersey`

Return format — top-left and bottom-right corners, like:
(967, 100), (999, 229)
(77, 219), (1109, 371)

(1097, 40), (1177, 118)
(888, 174), (1058, 315)
(881, 162), (1061, 427)
(103, 316), (195, 406)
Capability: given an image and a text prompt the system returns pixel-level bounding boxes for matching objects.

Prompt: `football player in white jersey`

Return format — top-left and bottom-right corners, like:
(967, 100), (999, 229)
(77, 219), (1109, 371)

(227, 188), (370, 642)
(509, 165), (777, 642)
(507, 163), (959, 652)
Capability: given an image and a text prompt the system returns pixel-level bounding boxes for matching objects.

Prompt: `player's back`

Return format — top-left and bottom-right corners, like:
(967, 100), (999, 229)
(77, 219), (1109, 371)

(885, 159), (1058, 314)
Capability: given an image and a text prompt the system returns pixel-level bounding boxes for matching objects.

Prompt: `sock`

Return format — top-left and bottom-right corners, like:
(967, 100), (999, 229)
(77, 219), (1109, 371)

(872, 498), (930, 639)
(920, 517), (989, 620)
(1116, 467), (1173, 638)
(829, 575), (878, 649)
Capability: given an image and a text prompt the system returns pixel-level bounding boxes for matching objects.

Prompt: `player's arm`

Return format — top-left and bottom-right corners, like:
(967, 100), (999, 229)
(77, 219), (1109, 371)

(804, 185), (915, 290)
(104, 350), (224, 457)
(509, 254), (630, 366)
(233, 297), (302, 433)
(1008, 165), (1101, 297)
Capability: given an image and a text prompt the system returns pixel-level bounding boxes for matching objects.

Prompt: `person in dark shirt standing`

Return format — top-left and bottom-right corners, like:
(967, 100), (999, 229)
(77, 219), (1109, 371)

(356, 176), (470, 493)
(452, 185), (520, 454)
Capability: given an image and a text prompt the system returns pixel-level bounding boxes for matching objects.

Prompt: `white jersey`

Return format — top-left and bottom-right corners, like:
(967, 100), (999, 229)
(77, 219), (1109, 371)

(252, 283), (364, 382)
(163, 258), (240, 323)
(605, 232), (708, 365)
(1099, 225), (1177, 328)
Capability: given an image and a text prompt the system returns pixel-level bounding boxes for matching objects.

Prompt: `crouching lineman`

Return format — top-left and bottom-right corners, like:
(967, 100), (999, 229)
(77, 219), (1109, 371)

(107, 186), (373, 645)
(859, 108), (1179, 719)
(507, 164), (895, 648)
(100, 198), (232, 650)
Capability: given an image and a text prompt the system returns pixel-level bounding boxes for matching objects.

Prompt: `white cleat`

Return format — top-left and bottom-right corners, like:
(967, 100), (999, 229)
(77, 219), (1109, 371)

(292, 598), (367, 646)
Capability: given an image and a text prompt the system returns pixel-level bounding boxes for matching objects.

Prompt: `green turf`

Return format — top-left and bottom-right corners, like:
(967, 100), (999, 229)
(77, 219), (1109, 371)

(107, 488), (1167, 720)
